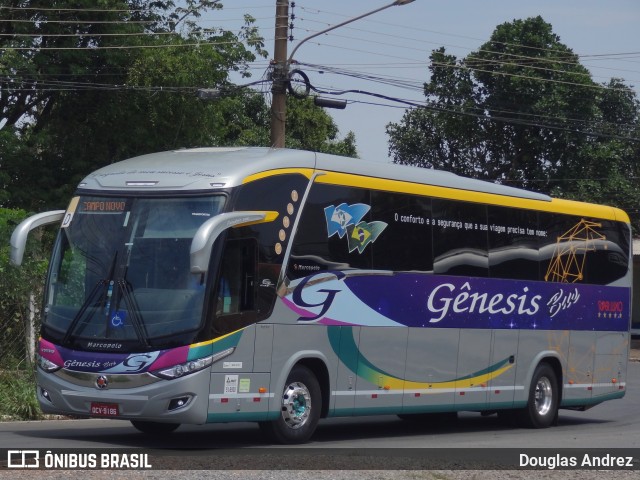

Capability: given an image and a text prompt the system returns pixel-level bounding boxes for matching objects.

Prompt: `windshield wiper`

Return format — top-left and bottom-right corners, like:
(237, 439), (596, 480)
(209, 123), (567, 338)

(61, 279), (106, 345)
(115, 279), (150, 348)
(62, 252), (118, 346)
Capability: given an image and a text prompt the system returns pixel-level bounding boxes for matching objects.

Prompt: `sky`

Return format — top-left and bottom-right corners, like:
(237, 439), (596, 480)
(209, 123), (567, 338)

(212, 0), (640, 162)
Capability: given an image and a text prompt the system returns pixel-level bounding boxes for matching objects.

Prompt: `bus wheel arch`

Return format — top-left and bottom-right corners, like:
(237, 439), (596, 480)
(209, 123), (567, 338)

(295, 357), (330, 419)
(260, 361), (326, 444)
(518, 358), (562, 428)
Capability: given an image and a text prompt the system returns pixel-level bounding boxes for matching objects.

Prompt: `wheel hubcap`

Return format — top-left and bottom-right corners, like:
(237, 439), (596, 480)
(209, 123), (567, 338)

(281, 381), (311, 429)
(534, 376), (553, 416)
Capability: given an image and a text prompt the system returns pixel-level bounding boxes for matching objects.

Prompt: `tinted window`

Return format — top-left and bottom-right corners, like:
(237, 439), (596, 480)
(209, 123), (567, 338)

(371, 191), (432, 272)
(235, 174), (310, 265)
(288, 183), (372, 279)
(212, 238), (257, 335)
(433, 199), (488, 277)
(583, 220), (629, 284)
(233, 174), (310, 318)
(540, 213), (629, 285)
(488, 206), (539, 280)
(287, 181), (629, 286)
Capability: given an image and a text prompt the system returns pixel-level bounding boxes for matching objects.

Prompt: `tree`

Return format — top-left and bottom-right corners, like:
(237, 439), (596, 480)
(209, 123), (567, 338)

(285, 97), (357, 157)
(1, 0), (265, 209)
(562, 78), (640, 225)
(0, 1), (356, 212)
(212, 94), (357, 157)
(387, 16), (640, 226)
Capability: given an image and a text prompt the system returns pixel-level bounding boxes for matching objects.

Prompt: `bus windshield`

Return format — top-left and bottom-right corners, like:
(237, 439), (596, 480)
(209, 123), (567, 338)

(43, 195), (225, 351)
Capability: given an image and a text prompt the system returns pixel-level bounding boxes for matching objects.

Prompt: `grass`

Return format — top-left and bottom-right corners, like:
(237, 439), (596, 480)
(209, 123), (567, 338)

(0, 368), (43, 420)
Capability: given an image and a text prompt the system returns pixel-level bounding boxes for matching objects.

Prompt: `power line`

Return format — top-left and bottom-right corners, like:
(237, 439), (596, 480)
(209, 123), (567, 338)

(299, 62), (640, 129)
(298, 39), (637, 94)
(0, 6), (157, 13)
(0, 5), (272, 13)
(0, 74), (272, 94)
(2, 3), (638, 140)
(0, 32), (183, 38)
(2, 7), (637, 85)
(292, 21), (640, 88)
(300, 77), (640, 143)
(299, 5), (640, 66)
(0, 39), (247, 51)
(6, 67), (634, 142)
(288, 37), (636, 90)
(0, 18), (158, 25)
(295, 6), (640, 91)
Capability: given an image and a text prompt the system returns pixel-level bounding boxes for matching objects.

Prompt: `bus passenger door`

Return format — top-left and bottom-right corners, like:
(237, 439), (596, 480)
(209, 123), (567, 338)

(207, 238), (271, 421)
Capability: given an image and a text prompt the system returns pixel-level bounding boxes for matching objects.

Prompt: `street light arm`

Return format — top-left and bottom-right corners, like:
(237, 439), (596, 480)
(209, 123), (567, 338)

(287, 0), (414, 63)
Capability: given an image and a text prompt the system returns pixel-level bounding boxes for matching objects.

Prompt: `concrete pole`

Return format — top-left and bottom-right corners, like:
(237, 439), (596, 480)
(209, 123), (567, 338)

(270, 0), (289, 148)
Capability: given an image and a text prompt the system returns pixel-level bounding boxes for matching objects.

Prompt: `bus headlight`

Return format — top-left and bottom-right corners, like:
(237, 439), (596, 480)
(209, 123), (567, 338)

(37, 354), (61, 373)
(152, 355), (214, 380)
(151, 347), (235, 380)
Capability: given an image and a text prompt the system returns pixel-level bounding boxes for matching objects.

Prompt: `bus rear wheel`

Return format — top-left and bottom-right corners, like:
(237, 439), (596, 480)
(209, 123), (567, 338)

(518, 363), (558, 428)
(259, 365), (321, 444)
(130, 420), (180, 434)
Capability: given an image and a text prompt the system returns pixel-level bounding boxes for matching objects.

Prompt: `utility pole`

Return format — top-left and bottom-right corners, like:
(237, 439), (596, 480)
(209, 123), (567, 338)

(270, 0), (289, 148)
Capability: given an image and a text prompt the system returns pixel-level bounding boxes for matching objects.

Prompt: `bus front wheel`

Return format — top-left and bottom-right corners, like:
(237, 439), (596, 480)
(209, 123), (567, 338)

(518, 362), (559, 428)
(260, 365), (321, 444)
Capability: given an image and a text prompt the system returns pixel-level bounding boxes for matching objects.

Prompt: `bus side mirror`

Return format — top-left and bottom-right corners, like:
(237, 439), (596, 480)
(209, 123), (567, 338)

(10, 210), (66, 266)
(190, 211), (277, 274)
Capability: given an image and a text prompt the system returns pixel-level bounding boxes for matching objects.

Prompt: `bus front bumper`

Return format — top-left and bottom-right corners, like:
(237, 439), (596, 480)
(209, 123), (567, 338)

(36, 366), (211, 425)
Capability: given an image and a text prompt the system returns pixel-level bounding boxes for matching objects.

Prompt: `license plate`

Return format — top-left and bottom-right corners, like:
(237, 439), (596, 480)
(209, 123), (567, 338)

(90, 402), (120, 417)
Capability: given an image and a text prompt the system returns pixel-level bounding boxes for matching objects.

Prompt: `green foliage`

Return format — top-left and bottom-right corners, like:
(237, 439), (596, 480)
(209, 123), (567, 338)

(0, 0), (357, 212)
(1, 0), (266, 210)
(207, 94), (358, 156)
(0, 370), (42, 420)
(286, 97), (358, 157)
(387, 16), (640, 228)
(0, 208), (50, 368)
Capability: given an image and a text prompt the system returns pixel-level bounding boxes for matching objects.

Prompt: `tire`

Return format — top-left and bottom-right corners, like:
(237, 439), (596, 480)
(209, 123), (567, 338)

(518, 363), (559, 428)
(130, 420), (180, 434)
(259, 365), (321, 444)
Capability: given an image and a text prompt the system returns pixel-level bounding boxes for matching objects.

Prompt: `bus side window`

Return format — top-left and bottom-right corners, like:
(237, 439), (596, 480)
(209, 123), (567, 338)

(213, 239), (257, 333)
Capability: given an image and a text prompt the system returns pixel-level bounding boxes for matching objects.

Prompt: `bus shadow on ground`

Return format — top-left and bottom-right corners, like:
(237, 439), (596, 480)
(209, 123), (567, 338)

(15, 411), (608, 450)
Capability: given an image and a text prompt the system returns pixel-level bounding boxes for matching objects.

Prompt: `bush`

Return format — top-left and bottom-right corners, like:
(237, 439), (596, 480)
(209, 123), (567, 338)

(0, 208), (51, 369)
(0, 208), (57, 421)
(0, 370), (42, 420)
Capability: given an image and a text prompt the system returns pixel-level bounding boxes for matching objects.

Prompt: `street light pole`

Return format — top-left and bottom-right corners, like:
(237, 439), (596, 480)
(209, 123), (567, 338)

(269, 0), (415, 149)
(288, 0), (414, 64)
